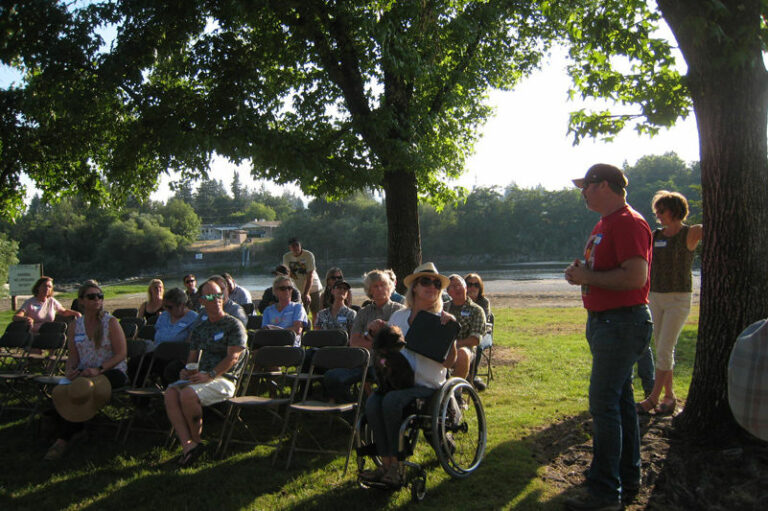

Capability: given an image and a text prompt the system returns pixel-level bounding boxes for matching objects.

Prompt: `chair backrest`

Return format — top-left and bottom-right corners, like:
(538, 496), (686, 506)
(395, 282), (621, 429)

(246, 315), (263, 331)
(1, 321), (32, 349)
(112, 308), (139, 319)
(146, 314), (159, 326)
(251, 345), (305, 370)
(136, 325), (156, 342)
(31, 322), (68, 350)
(151, 341), (190, 362)
(125, 339), (149, 386)
(302, 329), (348, 348)
(248, 329), (295, 349)
(311, 346), (369, 371)
(242, 303), (255, 316)
(119, 320), (139, 340)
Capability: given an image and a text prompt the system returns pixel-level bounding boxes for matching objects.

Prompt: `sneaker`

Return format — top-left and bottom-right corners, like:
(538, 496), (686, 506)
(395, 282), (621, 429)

(473, 377), (487, 391)
(564, 489), (621, 511)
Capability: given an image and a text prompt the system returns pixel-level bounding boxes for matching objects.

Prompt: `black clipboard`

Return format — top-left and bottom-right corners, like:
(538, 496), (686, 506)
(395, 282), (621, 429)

(404, 310), (459, 363)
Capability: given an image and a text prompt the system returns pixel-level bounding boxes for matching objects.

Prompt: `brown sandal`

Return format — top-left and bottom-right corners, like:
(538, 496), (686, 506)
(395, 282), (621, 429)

(656, 398), (677, 416)
(635, 397), (657, 415)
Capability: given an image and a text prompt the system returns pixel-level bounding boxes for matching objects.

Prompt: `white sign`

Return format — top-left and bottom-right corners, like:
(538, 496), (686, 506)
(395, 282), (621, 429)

(195, 253), (203, 260)
(9, 264), (43, 296)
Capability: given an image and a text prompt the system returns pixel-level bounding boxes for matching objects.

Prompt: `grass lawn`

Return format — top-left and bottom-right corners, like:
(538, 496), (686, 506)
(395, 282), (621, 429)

(0, 304), (698, 510)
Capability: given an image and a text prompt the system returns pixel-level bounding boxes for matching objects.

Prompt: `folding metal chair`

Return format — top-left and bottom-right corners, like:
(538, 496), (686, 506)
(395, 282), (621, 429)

(246, 315), (263, 331)
(120, 341), (190, 442)
(112, 308), (139, 320)
(217, 346), (304, 458)
(280, 346), (369, 475)
(242, 303), (255, 316)
(285, 329), (348, 389)
(0, 322), (33, 417)
(474, 313), (495, 386)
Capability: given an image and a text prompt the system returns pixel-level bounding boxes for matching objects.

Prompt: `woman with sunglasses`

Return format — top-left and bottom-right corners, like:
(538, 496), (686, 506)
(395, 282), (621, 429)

(138, 279), (165, 324)
(261, 275), (309, 346)
(362, 262), (458, 487)
(44, 282), (128, 460)
(320, 267), (344, 310)
(463, 273), (491, 319)
(315, 279), (356, 337)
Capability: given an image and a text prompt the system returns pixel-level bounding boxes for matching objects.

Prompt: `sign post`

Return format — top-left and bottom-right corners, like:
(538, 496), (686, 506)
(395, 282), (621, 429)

(9, 264), (43, 310)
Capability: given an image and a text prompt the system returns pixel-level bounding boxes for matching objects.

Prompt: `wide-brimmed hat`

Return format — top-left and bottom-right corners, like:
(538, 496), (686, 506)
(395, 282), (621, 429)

(572, 163), (628, 189)
(402, 262), (451, 289)
(52, 375), (112, 423)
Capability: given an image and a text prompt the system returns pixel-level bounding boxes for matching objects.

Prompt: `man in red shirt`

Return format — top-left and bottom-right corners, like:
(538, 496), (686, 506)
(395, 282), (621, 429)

(564, 164), (653, 511)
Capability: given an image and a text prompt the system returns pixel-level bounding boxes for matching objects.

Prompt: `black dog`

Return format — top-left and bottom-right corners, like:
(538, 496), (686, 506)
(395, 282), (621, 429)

(373, 325), (415, 394)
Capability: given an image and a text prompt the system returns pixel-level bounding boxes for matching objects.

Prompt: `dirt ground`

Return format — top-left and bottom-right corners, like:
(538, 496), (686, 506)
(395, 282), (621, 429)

(535, 407), (768, 510)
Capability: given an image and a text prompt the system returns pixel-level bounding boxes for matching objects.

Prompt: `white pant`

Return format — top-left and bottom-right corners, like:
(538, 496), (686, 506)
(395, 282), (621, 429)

(648, 291), (692, 370)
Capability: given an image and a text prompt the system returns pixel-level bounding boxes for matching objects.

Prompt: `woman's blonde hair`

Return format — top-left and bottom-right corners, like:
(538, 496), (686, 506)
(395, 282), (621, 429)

(147, 279), (164, 301)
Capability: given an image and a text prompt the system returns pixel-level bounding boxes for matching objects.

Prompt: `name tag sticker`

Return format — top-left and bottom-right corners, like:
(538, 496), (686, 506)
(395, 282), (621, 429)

(214, 332), (224, 341)
(654, 240), (668, 248)
(461, 310), (471, 317)
(338, 316), (347, 323)
(178, 322), (188, 328)
(74, 333), (86, 343)
(594, 234), (603, 245)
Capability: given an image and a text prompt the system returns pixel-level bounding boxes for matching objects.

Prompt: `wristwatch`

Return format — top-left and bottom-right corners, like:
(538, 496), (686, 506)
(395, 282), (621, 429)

(207, 370), (217, 379)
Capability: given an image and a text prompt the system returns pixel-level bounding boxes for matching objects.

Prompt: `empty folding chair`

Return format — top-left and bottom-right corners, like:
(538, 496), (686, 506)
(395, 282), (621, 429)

(0, 322), (33, 417)
(280, 346), (370, 475)
(246, 315), (263, 331)
(218, 346), (304, 458)
(285, 329), (348, 391)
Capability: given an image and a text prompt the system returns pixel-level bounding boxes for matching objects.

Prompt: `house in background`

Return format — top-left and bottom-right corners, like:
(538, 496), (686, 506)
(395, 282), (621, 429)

(199, 220), (282, 241)
(240, 220), (281, 238)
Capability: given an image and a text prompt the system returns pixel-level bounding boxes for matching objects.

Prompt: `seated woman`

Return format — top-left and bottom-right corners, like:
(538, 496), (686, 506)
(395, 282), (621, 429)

(129, 287), (198, 384)
(315, 279), (356, 337)
(363, 262), (457, 486)
(464, 272), (492, 391)
(261, 275), (309, 346)
(163, 279), (247, 467)
(44, 282), (128, 460)
(320, 267), (344, 310)
(258, 265), (301, 313)
(463, 272), (491, 318)
(14, 276), (81, 333)
(138, 279), (164, 324)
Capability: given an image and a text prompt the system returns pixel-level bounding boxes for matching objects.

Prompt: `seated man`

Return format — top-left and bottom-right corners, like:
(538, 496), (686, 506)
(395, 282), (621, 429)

(323, 269), (404, 402)
(443, 274), (486, 380)
(163, 279), (247, 467)
(257, 265), (301, 313)
(208, 275), (248, 327)
(223, 272), (252, 306)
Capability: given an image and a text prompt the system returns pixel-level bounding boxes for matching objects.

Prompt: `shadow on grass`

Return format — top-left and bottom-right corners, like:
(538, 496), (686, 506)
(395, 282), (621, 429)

(1, 410), (597, 510)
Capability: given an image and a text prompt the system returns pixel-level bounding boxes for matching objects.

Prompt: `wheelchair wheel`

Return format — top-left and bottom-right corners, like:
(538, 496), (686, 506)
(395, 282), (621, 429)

(431, 378), (487, 478)
(355, 415), (382, 477)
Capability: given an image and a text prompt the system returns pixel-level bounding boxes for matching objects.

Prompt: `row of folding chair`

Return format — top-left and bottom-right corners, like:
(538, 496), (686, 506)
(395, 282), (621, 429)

(217, 345), (370, 475)
(0, 321), (68, 418)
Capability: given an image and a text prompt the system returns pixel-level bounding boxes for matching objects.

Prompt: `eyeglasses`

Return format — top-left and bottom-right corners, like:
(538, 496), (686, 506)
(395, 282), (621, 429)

(466, 282), (480, 288)
(202, 293), (223, 301)
(417, 277), (443, 289)
(329, 275), (343, 281)
(184, 279), (195, 284)
(84, 293), (104, 300)
(276, 286), (293, 291)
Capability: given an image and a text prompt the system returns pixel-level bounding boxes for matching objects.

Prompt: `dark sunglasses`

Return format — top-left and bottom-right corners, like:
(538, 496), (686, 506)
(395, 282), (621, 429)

(417, 277), (442, 289)
(184, 279), (195, 284)
(276, 286), (293, 291)
(202, 293), (223, 301)
(329, 275), (343, 281)
(84, 293), (104, 300)
(466, 282), (480, 288)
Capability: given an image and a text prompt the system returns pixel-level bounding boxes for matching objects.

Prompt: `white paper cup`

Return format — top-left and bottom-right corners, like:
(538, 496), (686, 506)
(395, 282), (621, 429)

(185, 363), (199, 374)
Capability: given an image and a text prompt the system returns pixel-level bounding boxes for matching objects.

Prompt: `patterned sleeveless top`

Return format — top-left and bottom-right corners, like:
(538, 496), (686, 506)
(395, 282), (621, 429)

(74, 313), (128, 375)
(650, 225), (695, 293)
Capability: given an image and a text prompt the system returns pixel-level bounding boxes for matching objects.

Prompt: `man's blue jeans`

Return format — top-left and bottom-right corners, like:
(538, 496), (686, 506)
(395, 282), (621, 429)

(585, 305), (652, 503)
(635, 345), (655, 397)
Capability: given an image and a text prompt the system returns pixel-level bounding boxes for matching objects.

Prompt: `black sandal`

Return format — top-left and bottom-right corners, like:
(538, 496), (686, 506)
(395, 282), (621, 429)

(178, 443), (205, 467)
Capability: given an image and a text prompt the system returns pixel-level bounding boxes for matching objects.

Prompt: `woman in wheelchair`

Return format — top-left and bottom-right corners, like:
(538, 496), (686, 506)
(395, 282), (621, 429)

(362, 262), (457, 487)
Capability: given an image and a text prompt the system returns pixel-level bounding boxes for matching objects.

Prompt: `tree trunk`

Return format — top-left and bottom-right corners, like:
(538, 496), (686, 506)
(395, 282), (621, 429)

(382, 168), (422, 292)
(658, 0), (768, 439)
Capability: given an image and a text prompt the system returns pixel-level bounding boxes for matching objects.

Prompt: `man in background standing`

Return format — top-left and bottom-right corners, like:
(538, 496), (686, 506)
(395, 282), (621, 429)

(282, 237), (323, 325)
(564, 164), (653, 511)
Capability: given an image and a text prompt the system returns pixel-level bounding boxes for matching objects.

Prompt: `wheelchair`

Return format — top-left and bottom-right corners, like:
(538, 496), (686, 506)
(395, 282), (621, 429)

(354, 377), (487, 502)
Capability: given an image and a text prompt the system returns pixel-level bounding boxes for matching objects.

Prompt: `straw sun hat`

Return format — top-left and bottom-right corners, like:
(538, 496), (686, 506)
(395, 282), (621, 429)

(52, 375), (112, 423)
(402, 262), (450, 289)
